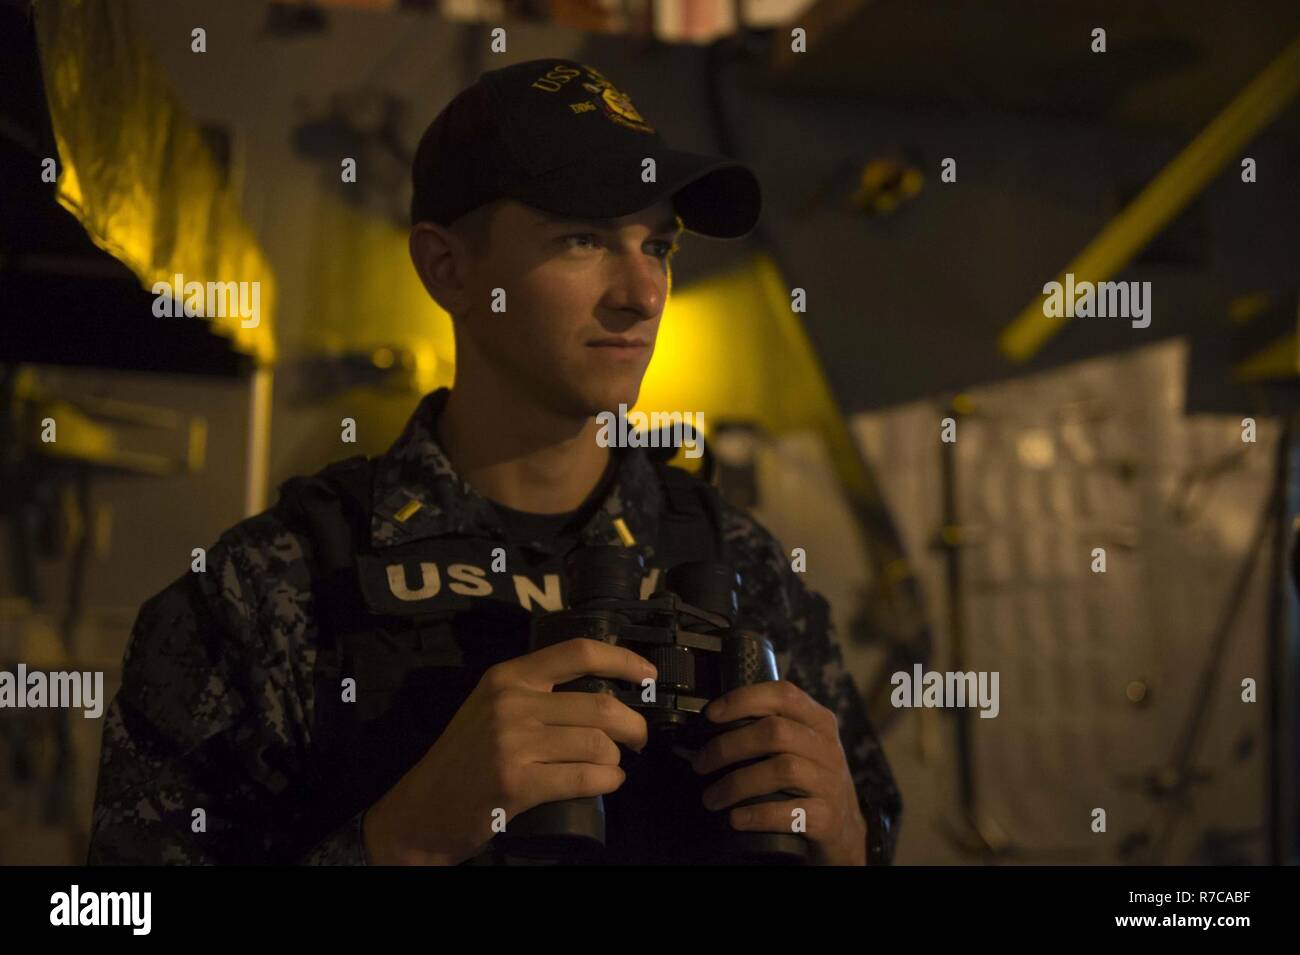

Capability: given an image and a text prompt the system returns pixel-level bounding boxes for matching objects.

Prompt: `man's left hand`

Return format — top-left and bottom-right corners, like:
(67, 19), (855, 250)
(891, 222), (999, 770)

(691, 680), (868, 866)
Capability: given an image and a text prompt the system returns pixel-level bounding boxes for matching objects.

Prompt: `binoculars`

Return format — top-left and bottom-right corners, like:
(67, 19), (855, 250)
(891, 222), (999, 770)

(495, 545), (810, 864)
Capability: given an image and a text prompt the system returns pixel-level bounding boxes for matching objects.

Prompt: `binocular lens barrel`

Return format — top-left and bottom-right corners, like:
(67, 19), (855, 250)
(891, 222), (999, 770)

(566, 546), (644, 606)
(722, 630), (780, 689)
(664, 561), (739, 622)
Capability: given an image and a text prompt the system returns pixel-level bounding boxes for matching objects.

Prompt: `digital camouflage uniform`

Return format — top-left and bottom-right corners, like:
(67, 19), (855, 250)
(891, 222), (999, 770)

(87, 388), (901, 865)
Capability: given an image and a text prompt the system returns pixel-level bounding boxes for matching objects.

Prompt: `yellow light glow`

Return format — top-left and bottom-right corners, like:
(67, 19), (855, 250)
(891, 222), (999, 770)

(35, 0), (278, 364)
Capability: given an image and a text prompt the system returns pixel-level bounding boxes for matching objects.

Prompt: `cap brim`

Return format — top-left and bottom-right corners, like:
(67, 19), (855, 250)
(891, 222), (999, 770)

(504, 149), (762, 239)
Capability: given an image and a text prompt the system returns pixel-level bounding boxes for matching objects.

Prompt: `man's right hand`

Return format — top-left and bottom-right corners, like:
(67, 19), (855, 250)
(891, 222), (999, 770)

(361, 637), (657, 865)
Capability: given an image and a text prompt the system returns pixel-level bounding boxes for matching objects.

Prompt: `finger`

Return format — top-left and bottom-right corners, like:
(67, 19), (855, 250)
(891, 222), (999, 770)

(701, 753), (829, 812)
(692, 715), (839, 776)
(525, 726), (621, 766)
(706, 681), (838, 736)
(725, 796), (840, 842)
(506, 638), (658, 691)
(522, 763), (626, 808)
(528, 690), (650, 751)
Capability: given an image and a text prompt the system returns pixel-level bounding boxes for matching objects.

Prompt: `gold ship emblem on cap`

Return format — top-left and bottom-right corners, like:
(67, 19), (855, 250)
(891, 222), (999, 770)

(601, 89), (651, 129)
(580, 65), (654, 134)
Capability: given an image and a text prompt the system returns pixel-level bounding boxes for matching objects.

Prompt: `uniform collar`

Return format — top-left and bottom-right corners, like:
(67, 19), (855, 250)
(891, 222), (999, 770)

(369, 387), (668, 559)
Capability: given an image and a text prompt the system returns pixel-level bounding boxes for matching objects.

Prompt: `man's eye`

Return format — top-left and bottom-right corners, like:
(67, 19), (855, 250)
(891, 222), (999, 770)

(562, 234), (676, 261)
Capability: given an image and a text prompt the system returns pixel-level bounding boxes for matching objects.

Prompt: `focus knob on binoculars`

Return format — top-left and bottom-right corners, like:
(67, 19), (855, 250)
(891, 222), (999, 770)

(497, 545), (811, 865)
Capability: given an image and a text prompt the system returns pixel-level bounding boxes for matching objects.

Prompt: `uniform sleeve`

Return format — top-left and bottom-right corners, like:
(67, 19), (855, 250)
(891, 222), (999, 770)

(87, 520), (368, 865)
(299, 810), (370, 865)
(781, 572), (903, 865)
(725, 507), (904, 865)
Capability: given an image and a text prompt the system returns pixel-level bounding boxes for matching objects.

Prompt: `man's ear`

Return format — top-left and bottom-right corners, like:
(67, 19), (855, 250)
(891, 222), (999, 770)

(409, 221), (468, 316)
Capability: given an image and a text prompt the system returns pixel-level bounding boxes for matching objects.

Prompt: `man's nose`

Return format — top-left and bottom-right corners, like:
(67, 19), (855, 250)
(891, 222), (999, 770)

(605, 249), (666, 320)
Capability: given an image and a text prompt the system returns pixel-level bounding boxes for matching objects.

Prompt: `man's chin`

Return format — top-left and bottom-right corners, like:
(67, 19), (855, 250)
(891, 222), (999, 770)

(574, 376), (644, 418)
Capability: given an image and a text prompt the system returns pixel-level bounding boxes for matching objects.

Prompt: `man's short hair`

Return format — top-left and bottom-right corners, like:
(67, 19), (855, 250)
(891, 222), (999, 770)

(447, 201), (499, 258)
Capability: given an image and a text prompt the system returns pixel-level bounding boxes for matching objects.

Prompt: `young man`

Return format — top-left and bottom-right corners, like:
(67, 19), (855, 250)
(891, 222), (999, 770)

(88, 58), (901, 866)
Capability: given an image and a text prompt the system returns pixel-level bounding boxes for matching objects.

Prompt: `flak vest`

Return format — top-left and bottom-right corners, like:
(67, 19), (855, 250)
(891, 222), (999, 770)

(275, 452), (730, 864)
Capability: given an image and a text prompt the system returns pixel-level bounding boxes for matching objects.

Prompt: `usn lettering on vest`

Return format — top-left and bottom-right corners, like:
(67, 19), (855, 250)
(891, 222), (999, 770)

(384, 561), (661, 612)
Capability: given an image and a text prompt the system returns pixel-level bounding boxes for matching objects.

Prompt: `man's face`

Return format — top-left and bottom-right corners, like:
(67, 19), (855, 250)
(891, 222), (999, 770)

(458, 198), (680, 419)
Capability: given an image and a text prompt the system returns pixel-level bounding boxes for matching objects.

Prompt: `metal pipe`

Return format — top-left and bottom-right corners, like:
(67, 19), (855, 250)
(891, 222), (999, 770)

(1001, 32), (1300, 364)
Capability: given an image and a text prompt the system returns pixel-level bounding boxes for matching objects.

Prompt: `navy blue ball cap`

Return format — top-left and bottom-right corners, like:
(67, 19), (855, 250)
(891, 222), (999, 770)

(410, 59), (761, 239)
